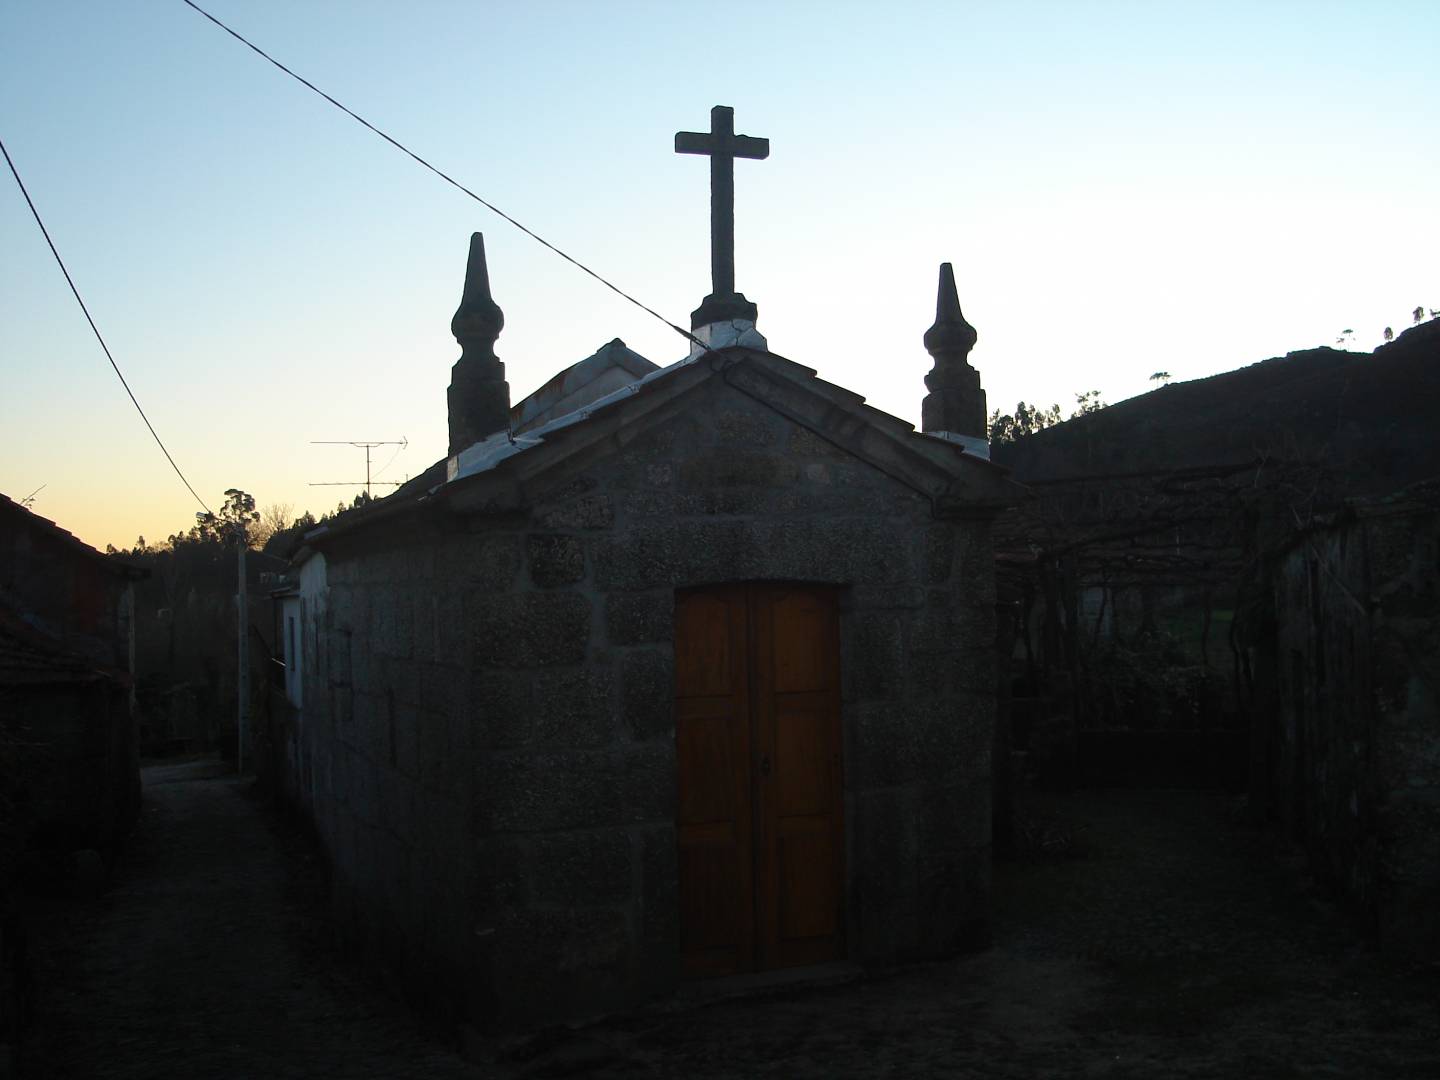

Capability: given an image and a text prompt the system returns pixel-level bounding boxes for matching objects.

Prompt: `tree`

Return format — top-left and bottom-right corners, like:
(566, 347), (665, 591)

(105, 535), (149, 557)
(249, 502), (294, 550)
(988, 389), (1110, 445)
(989, 401), (1062, 445)
(262, 510), (318, 558)
(1150, 371), (1172, 384)
(193, 488), (259, 547)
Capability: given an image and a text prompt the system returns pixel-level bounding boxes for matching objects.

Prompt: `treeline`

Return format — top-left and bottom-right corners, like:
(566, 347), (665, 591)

(989, 390), (1105, 446)
(106, 489), (375, 562)
(101, 488), (374, 753)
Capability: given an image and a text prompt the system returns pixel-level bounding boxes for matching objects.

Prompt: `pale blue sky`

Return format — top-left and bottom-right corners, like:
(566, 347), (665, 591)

(3, 1), (1436, 548)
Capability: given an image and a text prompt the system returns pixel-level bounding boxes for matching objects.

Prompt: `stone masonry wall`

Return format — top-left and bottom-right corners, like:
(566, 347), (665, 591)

(298, 380), (998, 1030)
(296, 537), (480, 1021)
(1273, 498), (1440, 960)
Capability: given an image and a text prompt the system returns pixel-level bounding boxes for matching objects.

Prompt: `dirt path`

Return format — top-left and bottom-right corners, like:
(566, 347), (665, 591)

(21, 759), (484, 1079)
(513, 791), (1440, 1079)
(19, 771), (1440, 1078)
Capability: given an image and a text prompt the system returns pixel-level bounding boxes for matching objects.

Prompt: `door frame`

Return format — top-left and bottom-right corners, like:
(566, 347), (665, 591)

(673, 581), (846, 978)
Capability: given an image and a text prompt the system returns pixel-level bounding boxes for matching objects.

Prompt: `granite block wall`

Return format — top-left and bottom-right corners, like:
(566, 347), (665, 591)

(1272, 497), (1440, 960)
(296, 382), (999, 1028)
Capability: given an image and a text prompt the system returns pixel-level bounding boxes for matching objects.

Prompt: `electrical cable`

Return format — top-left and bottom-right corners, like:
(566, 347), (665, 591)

(180, 0), (706, 353)
(1, 136), (213, 516)
(371, 440), (404, 480)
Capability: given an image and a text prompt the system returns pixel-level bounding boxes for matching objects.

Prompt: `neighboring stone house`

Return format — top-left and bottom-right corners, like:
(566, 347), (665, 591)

(0, 493), (143, 862)
(1258, 482), (1439, 961)
(990, 319), (1440, 792)
(282, 109), (1019, 1030)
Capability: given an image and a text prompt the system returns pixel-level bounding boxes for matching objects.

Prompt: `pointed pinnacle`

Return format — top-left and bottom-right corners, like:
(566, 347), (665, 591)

(923, 262), (977, 360)
(452, 232), (504, 344)
(461, 233), (492, 305)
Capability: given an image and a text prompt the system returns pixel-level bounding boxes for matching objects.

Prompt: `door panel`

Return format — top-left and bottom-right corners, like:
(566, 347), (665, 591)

(770, 589), (830, 693)
(676, 583), (844, 978)
(674, 591), (737, 697)
(773, 705), (830, 818)
(675, 705), (743, 825)
(675, 586), (753, 978)
(754, 586), (844, 970)
(779, 825), (840, 939)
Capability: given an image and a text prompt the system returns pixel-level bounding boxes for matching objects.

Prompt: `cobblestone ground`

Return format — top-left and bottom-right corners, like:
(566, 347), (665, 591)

(19, 767), (1440, 1079)
(20, 759), (486, 1079)
(508, 790), (1440, 1079)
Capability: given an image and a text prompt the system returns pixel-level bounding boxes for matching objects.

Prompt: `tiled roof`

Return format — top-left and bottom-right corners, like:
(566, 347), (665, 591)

(0, 492), (146, 579)
(449, 351), (703, 483)
(0, 608), (117, 687)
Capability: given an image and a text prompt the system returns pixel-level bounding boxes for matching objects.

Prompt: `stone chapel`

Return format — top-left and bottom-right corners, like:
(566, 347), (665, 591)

(279, 106), (1021, 1030)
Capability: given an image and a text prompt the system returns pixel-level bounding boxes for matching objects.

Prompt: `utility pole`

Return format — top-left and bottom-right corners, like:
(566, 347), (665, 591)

(236, 525), (247, 774)
(310, 438), (408, 499)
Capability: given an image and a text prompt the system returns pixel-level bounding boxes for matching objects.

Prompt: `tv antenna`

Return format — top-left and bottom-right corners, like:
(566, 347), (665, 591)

(310, 437), (408, 498)
(19, 484), (46, 508)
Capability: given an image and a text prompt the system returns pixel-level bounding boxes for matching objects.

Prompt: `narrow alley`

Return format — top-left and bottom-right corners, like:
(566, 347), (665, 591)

(20, 759), (483, 1079)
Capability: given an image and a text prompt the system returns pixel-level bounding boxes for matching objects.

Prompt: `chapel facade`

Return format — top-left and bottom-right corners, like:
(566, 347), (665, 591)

(278, 108), (1019, 1030)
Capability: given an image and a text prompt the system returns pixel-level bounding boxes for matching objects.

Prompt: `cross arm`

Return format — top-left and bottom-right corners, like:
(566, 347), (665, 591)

(732, 135), (769, 160)
(674, 131), (712, 155)
(673, 133), (770, 159)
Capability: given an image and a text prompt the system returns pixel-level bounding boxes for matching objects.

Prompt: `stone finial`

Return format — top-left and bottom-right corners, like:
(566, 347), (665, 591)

(921, 262), (986, 447)
(447, 233), (511, 455)
(451, 232), (504, 345)
(923, 263), (978, 360)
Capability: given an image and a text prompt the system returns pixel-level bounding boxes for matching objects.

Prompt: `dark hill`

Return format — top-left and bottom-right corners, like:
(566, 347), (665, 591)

(994, 319), (1440, 495)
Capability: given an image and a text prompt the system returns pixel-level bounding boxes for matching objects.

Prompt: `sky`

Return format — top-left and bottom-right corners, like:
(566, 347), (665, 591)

(2, 1), (1436, 550)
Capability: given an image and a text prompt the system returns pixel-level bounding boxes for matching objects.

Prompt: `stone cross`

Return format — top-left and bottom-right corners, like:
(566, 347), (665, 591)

(675, 105), (769, 305)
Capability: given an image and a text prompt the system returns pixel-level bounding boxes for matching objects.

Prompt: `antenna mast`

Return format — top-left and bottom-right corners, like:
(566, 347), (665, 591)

(310, 438), (408, 498)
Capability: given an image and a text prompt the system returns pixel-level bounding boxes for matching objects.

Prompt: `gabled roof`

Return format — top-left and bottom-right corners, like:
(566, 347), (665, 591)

(304, 345), (1023, 550)
(450, 346), (1017, 499)
(0, 605), (125, 687)
(447, 349), (707, 484)
(0, 493), (146, 579)
(510, 339), (659, 435)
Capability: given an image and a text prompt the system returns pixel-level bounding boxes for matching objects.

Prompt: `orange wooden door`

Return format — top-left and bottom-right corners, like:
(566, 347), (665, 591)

(675, 584), (844, 978)
(675, 585), (755, 977)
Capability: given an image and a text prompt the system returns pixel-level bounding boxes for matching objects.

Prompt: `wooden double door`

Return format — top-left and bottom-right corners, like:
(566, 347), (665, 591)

(674, 583), (845, 978)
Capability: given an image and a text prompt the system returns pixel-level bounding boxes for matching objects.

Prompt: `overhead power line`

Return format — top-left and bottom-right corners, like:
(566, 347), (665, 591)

(1, 136), (213, 517)
(180, 0), (704, 352)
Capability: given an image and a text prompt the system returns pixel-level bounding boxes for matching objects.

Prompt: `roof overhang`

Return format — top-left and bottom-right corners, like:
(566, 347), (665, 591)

(305, 345), (1026, 551)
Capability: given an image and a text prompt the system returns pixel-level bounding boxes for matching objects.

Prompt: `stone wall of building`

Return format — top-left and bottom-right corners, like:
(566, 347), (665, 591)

(1271, 490), (1440, 960)
(294, 535), (481, 1022)
(1, 496), (141, 859)
(0, 495), (135, 673)
(295, 382), (999, 1029)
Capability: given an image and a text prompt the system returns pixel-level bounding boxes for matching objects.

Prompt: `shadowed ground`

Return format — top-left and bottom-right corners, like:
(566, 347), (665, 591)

(21, 759), (484, 1079)
(20, 766), (1440, 1078)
